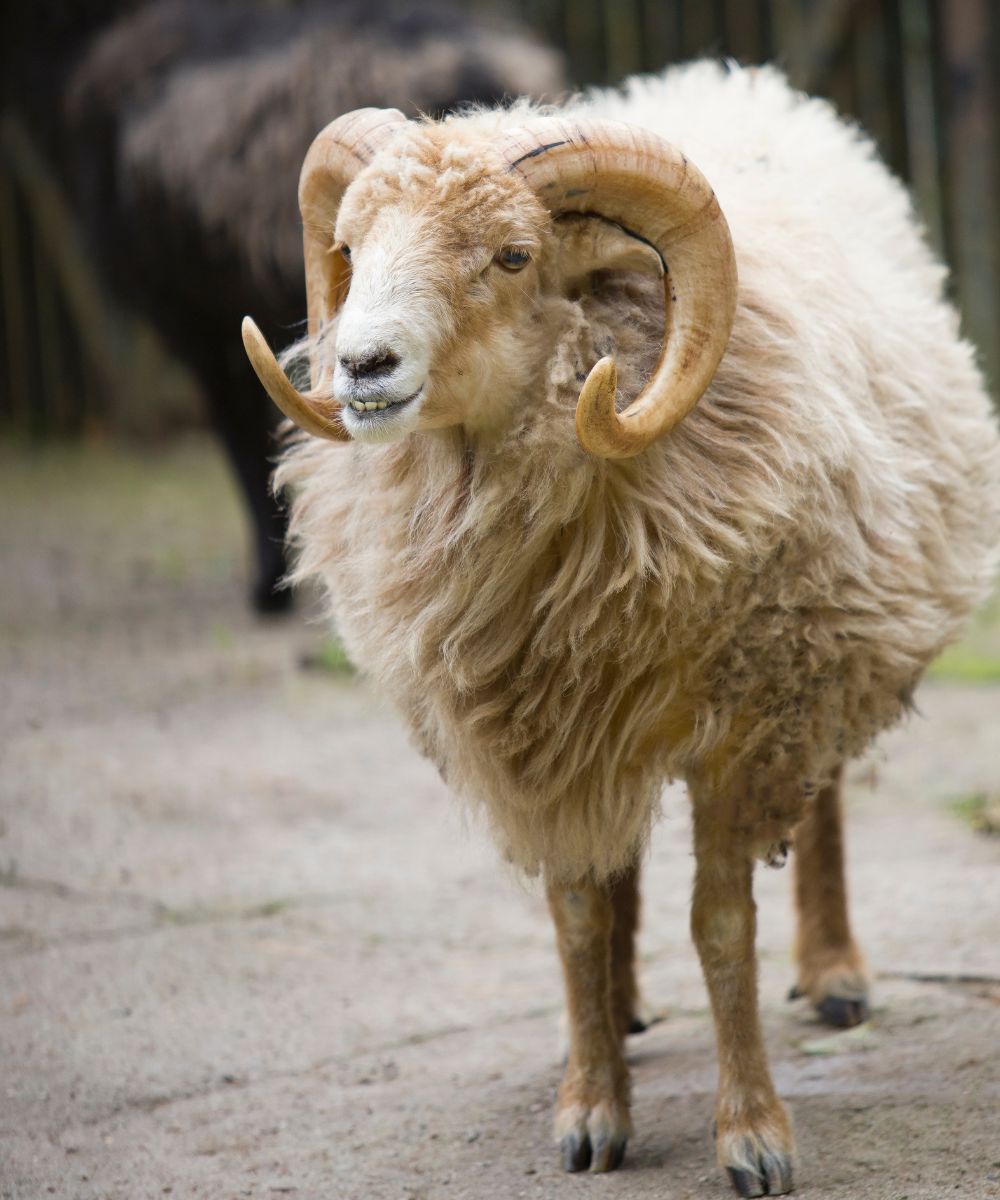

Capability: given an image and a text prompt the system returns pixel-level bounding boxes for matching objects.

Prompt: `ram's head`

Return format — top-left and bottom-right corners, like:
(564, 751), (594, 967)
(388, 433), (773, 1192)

(243, 107), (736, 459)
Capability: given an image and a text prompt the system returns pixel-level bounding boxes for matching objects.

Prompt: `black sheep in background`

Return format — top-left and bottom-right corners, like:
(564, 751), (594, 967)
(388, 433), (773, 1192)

(4, 0), (564, 611)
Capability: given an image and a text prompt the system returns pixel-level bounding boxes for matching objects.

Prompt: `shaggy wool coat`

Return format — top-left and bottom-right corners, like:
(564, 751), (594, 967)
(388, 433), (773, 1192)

(278, 63), (1000, 882)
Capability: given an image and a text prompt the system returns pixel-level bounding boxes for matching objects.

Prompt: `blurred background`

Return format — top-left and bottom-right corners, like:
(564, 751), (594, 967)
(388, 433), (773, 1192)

(2, 0), (998, 611)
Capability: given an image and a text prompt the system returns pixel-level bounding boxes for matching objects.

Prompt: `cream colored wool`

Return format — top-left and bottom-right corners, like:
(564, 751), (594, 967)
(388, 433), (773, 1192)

(276, 62), (1000, 883)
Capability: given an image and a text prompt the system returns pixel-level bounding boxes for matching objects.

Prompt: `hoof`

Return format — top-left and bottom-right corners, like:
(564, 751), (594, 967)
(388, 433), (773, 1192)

(717, 1107), (794, 1197)
(555, 1098), (631, 1175)
(561, 1129), (592, 1173)
(621, 996), (667, 1038)
(727, 1153), (794, 1197)
(560, 1129), (627, 1173)
(790, 957), (870, 1030)
(816, 993), (870, 1029)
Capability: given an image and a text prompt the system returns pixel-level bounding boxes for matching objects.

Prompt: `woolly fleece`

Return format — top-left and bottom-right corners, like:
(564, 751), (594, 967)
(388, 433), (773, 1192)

(277, 62), (1000, 882)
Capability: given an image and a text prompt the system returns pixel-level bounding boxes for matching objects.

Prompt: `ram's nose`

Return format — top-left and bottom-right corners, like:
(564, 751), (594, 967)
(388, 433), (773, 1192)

(338, 348), (400, 380)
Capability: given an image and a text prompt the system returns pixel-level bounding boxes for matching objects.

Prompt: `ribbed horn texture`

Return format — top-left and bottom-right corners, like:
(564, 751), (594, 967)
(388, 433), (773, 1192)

(241, 108), (407, 442)
(496, 118), (737, 459)
(299, 107), (408, 347)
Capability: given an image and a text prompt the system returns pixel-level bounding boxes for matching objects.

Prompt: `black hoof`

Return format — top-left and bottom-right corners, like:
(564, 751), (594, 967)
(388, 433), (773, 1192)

(727, 1150), (794, 1196)
(728, 1167), (767, 1198)
(816, 994), (869, 1029)
(560, 1131), (626, 1174)
(561, 1131), (592, 1172)
(591, 1135), (627, 1172)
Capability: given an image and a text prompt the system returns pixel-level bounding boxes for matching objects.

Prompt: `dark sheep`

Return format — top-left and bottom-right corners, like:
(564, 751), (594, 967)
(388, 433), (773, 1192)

(11, 0), (564, 609)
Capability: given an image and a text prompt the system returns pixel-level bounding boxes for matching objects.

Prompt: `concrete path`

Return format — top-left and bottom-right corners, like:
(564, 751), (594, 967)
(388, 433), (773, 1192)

(2, 438), (998, 1200)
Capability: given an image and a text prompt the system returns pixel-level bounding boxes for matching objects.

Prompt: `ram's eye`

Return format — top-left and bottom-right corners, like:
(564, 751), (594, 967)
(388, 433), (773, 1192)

(496, 246), (531, 271)
(338, 244), (352, 264)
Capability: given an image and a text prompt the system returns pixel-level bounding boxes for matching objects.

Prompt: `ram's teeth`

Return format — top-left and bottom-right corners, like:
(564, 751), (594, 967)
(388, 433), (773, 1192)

(364, 401), (377, 411)
(376, 401), (387, 410)
(351, 400), (364, 412)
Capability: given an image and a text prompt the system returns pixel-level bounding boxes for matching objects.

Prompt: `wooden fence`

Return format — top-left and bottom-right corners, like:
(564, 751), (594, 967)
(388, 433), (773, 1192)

(1, 0), (997, 437)
(0, 115), (198, 439)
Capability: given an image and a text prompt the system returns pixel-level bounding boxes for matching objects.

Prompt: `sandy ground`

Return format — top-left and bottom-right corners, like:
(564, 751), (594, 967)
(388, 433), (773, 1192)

(1, 436), (999, 1200)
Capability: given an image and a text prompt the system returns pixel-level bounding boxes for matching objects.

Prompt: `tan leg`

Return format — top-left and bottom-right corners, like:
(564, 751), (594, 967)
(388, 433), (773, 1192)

(547, 878), (632, 1173)
(792, 769), (870, 1028)
(690, 785), (794, 1198)
(608, 859), (645, 1038)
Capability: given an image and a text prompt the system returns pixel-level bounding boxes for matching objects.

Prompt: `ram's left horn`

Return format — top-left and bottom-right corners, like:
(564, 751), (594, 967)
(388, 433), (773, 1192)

(241, 316), (349, 442)
(499, 118), (737, 459)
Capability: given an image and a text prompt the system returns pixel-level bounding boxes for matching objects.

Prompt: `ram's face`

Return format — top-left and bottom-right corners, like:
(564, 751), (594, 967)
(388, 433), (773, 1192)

(330, 136), (553, 443)
(242, 109), (737, 459)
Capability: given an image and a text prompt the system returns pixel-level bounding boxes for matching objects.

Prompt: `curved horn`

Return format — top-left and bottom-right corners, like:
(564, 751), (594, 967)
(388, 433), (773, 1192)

(241, 107), (408, 442)
(496, 118), (737, 459)
(242, 317), (347, 441)
(299, 107), (408, 345)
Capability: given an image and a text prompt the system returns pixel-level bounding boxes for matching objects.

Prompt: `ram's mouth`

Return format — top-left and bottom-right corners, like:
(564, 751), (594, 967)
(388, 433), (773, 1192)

(345, 386), (422, 416)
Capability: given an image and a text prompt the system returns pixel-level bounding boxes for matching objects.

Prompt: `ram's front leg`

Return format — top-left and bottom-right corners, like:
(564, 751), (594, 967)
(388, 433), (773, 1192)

(547, 877), (632, 1173)
(690, 785), (794, 1198)
(791, 769), (870, 1027)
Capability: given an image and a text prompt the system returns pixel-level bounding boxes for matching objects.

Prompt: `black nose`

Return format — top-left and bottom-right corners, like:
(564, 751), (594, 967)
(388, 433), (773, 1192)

(339, 349), (399, 379)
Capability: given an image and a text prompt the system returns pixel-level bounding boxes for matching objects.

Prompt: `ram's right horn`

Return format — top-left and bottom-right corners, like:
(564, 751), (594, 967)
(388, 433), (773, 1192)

(241, 317), (349, 442)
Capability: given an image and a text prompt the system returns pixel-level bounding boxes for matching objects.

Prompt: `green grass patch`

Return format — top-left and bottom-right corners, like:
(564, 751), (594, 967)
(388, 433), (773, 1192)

(927, 591), (1000, 682)
(310, 637), (355, 676)
(211, 623), (236, 652)
(950, 792), (1000, 836)
(927, 647), (1000, 683)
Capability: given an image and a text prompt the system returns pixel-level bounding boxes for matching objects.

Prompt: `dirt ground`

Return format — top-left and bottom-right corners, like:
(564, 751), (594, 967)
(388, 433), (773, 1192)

(2, 436), (999, 1200)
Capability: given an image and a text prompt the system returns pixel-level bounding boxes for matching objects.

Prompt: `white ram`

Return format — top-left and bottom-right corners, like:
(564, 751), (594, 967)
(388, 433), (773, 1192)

(243, 62), (1000, 1197)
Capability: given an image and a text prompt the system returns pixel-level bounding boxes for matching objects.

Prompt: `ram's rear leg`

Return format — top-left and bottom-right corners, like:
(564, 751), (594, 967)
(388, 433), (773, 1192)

(609, 858), (662, 1037)
(691, 785), (794, 1197)
(791, 769), (870, 1028)
(547, 877), (632, 1173)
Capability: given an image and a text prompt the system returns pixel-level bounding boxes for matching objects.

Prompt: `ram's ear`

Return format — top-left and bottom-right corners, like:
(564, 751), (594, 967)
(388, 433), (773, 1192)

(553, 213), (664, 294)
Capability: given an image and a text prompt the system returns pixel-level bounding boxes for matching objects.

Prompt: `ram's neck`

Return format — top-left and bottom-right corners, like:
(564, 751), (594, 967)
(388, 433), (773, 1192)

(346, 422), (673, 696)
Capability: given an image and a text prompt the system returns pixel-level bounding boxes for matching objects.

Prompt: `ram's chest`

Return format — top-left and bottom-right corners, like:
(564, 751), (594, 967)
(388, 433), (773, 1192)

(324, 452), (805, 817)
(337, 558), (698, 797)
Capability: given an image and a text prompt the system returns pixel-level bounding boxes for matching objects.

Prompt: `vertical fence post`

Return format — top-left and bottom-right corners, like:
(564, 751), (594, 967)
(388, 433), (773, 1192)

(938, 0), (1000, 392)
(565, 0), (605, 84)
(33, 230), (69, 436)
(898, 0), (944, 255)
(603, 0), (643, 81)
(0, 167), (31, 429)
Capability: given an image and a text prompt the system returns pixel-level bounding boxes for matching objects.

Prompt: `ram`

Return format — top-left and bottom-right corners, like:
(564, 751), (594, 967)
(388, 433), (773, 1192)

(244, 63), (1000, 1196)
